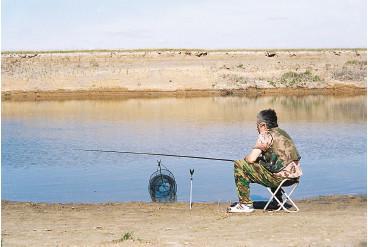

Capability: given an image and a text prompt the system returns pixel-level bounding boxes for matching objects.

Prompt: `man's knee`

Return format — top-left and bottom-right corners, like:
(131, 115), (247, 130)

(234, 159), (254, 170)
(234, 160), (249, 174)
(234, 160), (243, 170)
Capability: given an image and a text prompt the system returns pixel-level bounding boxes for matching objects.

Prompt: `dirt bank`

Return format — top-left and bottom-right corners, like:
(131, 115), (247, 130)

(2, 195), (366, 246)
(2, 49), (366, 100)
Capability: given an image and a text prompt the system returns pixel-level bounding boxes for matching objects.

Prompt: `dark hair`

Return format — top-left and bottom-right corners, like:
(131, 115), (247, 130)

(257, 109), (278, 128)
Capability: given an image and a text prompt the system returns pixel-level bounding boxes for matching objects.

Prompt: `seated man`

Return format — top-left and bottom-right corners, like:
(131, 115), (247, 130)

(228, 109), (302, 213)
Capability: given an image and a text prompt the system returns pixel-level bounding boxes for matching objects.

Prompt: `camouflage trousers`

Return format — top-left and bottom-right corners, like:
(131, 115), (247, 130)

(234, 159), (285, 205)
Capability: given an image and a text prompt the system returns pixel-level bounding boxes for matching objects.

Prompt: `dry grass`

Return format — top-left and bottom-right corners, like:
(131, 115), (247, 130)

(333, 60), (367, 81)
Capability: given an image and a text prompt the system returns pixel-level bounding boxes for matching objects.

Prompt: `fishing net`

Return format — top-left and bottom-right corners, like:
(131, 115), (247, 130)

(148, 161), (177, 202)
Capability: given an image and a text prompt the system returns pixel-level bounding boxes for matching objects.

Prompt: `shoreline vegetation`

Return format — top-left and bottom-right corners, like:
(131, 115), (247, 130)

(2, 195), (366, 246)
(2, 49), (366, 101)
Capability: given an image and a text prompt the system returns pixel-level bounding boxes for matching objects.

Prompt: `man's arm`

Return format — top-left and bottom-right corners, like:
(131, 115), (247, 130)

(244, 148), (262, 163)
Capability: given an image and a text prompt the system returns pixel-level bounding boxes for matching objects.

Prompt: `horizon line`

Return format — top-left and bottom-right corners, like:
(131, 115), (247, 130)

(2, 47), (367, 54)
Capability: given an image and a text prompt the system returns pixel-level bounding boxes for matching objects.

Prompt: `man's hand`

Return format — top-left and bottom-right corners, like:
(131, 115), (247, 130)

(244, 149), (262, 163)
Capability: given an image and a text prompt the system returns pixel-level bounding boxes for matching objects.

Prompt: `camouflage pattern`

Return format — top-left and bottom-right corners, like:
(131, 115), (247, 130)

(234, 159), (285, 204)
(262, 127), (301, 172)
(234, 127), (301, 204)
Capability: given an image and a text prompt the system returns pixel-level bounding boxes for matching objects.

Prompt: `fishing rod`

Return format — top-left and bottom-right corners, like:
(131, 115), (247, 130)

(77, 149), (235, 162)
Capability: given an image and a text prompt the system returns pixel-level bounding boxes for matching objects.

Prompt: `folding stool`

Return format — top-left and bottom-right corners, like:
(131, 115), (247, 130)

(263, 178), (300, 213)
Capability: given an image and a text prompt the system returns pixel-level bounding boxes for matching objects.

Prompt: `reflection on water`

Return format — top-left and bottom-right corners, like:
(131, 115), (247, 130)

(2, 95), (366, 123)
(2, 95), (366, 203)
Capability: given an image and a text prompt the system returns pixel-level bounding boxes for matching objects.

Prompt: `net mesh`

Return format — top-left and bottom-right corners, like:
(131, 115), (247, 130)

(148, 161), (177, 202)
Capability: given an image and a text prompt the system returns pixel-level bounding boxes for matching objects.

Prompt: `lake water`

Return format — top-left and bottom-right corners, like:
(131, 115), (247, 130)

(2, 95), (366, 203)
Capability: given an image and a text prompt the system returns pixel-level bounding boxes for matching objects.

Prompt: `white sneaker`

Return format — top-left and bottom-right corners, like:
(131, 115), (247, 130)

(227, 202), (254, 213)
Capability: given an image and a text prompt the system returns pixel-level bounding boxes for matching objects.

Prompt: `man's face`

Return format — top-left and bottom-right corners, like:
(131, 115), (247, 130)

(256, 121), (267, 134)
(256, 117), (263, 133)
(256, 118), (261, 133)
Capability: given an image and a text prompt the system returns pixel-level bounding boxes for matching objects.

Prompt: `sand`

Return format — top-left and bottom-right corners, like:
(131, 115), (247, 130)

(2, 49), (366, 100)
(2, 195), (366, 246)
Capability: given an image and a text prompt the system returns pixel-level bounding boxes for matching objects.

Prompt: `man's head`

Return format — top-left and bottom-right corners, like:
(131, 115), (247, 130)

(256, 109), (278, 132)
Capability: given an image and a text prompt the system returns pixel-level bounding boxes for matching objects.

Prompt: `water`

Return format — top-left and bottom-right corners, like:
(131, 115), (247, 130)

(2, 95), (366, 203)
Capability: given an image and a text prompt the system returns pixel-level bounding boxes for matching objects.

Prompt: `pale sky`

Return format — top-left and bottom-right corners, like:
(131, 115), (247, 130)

(2, 0), (367, 51)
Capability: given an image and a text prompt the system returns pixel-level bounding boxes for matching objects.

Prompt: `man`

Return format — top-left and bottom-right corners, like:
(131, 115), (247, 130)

(228, 109), (302, 213)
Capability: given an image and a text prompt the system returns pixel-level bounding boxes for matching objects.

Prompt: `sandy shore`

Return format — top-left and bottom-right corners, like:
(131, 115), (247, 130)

(2, 195), (366, 246)
(2, 49), (366, 100)
(2, 86), (366, 101)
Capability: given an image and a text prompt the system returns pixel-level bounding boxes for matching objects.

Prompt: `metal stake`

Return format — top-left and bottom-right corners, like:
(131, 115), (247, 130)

(189, 169), (194, 209)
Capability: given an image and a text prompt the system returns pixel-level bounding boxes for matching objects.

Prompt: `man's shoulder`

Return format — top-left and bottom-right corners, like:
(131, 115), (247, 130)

(271, 127), (292, 138)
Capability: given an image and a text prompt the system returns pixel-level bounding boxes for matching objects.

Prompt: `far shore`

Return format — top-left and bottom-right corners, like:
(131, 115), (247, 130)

(2, 86), (366, 101)
(2, 195), (366, 246)
(2, 49), (366, 100)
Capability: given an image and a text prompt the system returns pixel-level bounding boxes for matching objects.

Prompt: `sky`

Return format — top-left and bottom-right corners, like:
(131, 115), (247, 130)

(2, 0), (367, 51)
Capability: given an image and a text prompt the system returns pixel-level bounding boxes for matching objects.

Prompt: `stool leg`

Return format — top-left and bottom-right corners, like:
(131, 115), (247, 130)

(263, 181), (286, 211)
(283, 192), (299, 212)
(263, 188), (276, 211)
(276, 183), (299, 213)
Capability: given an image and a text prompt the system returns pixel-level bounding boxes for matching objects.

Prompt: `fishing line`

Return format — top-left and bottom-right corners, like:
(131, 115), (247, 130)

(77, 149), (235, 162)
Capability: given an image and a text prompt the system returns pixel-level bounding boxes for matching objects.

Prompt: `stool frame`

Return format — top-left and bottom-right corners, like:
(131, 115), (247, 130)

(263, 178), (300, 213)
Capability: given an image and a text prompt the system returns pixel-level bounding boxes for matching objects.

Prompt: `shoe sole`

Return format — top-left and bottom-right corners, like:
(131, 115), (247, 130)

(227, 208), (254, 213)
